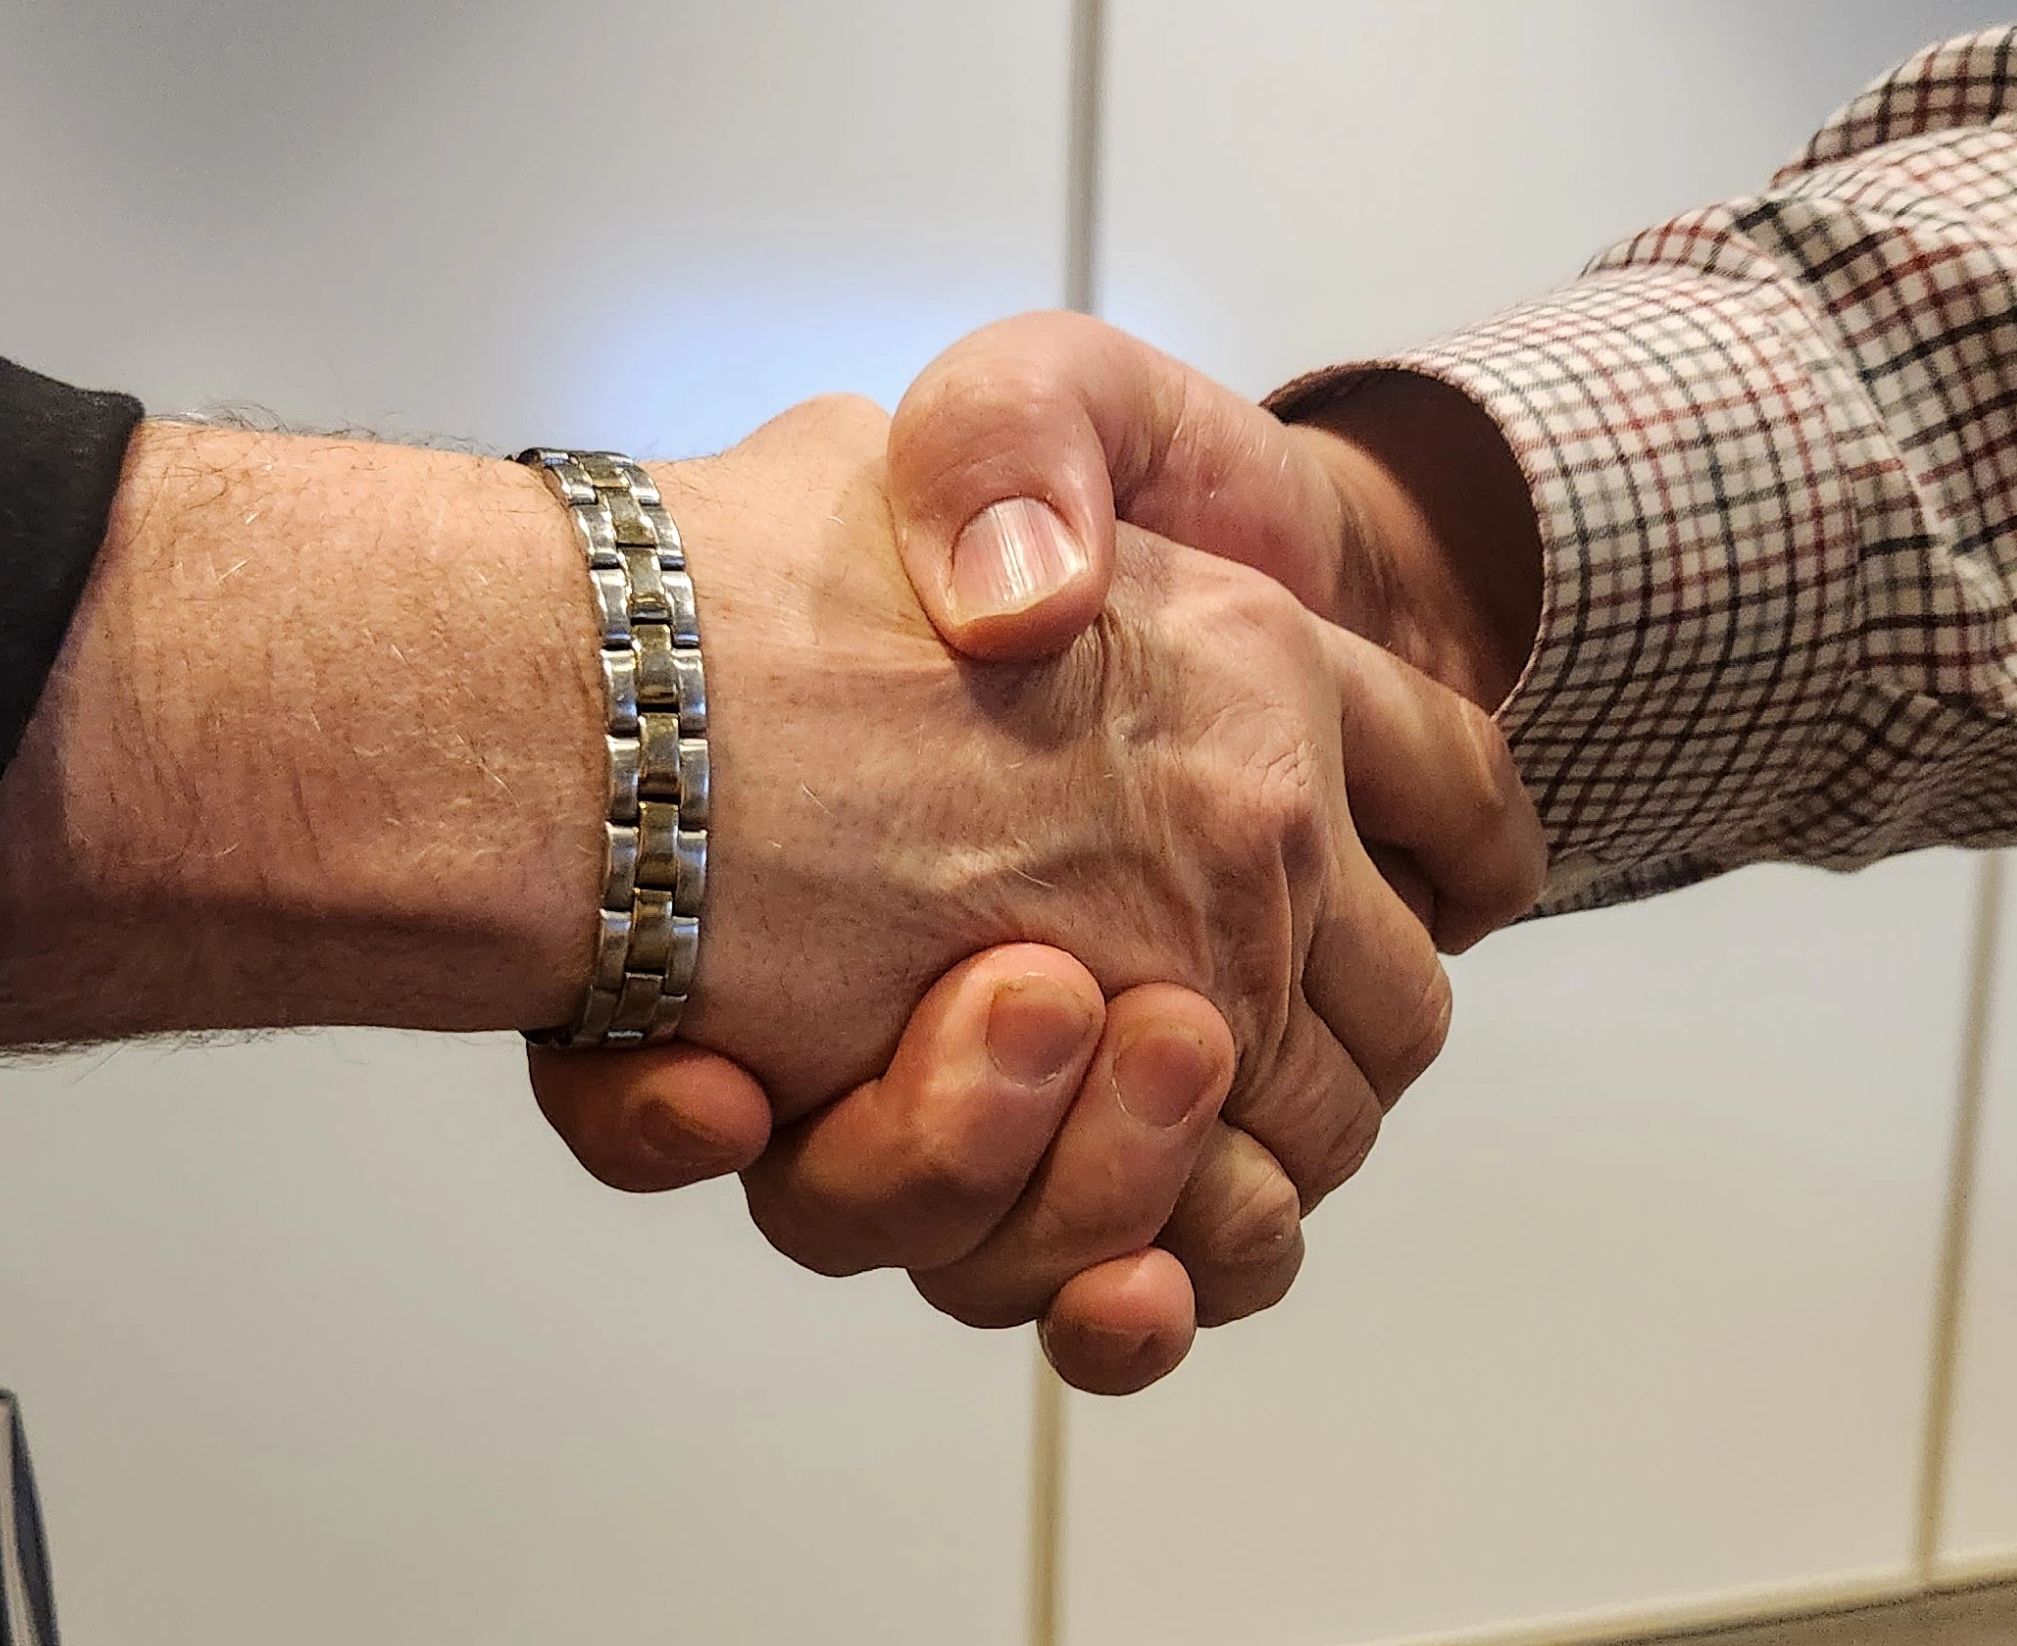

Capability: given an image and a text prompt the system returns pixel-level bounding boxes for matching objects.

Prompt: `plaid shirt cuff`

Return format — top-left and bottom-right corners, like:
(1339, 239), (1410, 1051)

(1363, 268), (1865, 911)
(1275, 263), (1866, 911)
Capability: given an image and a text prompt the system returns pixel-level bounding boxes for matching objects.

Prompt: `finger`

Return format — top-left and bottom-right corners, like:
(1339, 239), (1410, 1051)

(1039, 1248), (1197, 1396)
(741, 945), (1104, 1277)
(911, 984), (1234, 1329)
(886, 311), (1352, 660)
(530, 1042), (773, 1194)
(1319, 622), (1548, 950)
(1159, 1125), (1322, 1329)
(1218, 1003), (1388, 1210)
(1365, 841), (1435, 930)
(1304, 841), (1454, 1111)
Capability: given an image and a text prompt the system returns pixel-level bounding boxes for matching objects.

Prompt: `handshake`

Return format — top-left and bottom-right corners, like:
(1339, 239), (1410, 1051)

(526, 313), (1548, 1394)
(0, 311), (1544, 1399)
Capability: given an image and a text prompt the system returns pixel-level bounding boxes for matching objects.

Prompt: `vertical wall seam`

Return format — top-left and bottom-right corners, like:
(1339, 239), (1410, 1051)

(1062, 0), (1105, 318)
(1913, 851), (2005, 1577)
(1028, 5), (1105, 1645)
(1027, 1354), (1068, 1646)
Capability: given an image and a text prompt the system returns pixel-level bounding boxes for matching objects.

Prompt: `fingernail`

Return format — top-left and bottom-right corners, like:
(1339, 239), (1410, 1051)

(1113, 1023), (1220, 1130)
(949, 498), (1089, 622)
(987, 974), (1097, 1088)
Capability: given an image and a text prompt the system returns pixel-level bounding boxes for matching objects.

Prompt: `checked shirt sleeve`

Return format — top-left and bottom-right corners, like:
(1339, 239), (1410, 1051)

(1279, 29), (2017, 914)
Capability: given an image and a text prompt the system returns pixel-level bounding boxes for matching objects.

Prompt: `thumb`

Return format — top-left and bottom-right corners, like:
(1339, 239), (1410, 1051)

(887, 310), (1354, 661)
(888, 313), (1118, 660)
(529, 1042), (773, 1194)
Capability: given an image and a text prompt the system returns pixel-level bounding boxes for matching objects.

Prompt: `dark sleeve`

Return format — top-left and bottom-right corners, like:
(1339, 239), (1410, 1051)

(1, 1391), (62, 1646)
(0, 356), (144, 775)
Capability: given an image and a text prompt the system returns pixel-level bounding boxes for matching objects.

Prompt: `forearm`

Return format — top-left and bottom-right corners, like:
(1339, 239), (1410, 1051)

(0, 421), (605, 1044)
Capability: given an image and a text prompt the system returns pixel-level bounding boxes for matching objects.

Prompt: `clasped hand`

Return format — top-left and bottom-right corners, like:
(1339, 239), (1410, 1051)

(530, 314), (1545, 1394)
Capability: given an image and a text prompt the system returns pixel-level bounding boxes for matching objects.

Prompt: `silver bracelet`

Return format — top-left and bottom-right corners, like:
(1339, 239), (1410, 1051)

(517, 448), (709, 1048)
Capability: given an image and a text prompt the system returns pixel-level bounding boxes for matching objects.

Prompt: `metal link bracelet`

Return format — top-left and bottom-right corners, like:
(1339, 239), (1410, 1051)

(517, 448), (708, 1048)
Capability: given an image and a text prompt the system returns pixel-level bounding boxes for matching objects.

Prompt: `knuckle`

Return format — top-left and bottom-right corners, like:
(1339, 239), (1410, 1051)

(960, 307), (1084, 356)
(912, 349), (1057, 435)
(1189, 587), (1334, 877)
(893, 1110), (1018, 1219)
(1196, 1243), (1302, 1327)
(1380, 961), (1453, 1106)
(1206, 1164), (1304, 1281)
(911, 1269), (1034, 1331)
(1222, 1011), (1367, 1193)
(1205, 711), (1326, 891)
(1454, 698), (1524, 844)
(741, 1186), (874, 1280)
(1215, 559), (1311, 639)
(1200, 1238), (1304, 1325)
(1247, 726), (1323, 817)
(1224, 1066), (1326, 1179)
(890, 363), (1068, 510)
(1258, 738), (1329, 880)
(1305, 1101), (1383, 1212)
(1028, 1175), (1150, 1262)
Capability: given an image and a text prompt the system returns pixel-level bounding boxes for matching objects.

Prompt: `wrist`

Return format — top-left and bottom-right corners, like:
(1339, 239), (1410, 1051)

(1288, 374), (1541, 710)
(0, 422), (605, 1043)
(635, 410), (1053, 1117)
(631, 439), (964, 1110)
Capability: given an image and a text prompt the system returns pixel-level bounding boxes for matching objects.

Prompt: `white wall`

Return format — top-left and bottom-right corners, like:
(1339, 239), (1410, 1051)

(2, 5), (2013, 1646)
(1948, 861), (2017, 1572)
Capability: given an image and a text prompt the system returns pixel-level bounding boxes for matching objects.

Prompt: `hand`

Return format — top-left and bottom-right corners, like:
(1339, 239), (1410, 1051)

(885, 310), (1542, 713)
(532, 390), (1543, 1388)
(535, 943), (1241, 1396)
(877, 316), (1547, 1366)
(662, 395), (1530, 1113)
